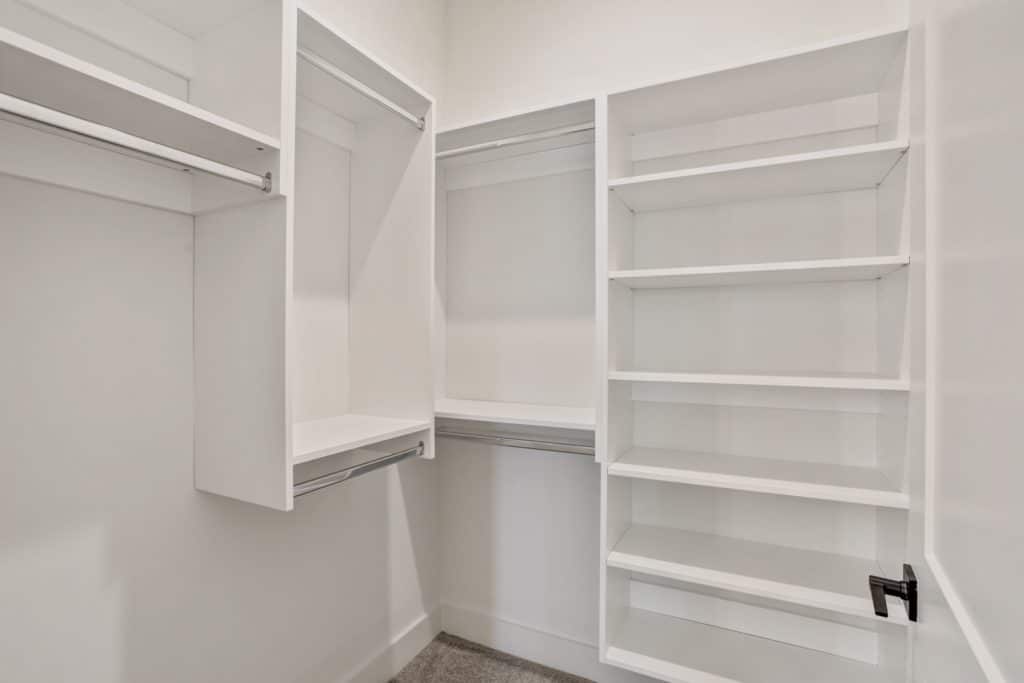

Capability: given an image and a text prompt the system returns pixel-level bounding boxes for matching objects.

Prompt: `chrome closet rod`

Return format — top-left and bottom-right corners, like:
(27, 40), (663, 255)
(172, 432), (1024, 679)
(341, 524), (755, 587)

(293, 442), (425, 498)
(436, 429), (594, 456)
(435, 122), (595, 160)
(0, 92), (272, 192)
(297, 48), (425, 130)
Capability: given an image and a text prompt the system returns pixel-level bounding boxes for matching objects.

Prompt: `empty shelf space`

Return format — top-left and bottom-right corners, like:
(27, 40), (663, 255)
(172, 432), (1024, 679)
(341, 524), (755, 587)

(0, 27), (279, 169)
(608, 525), (907, 623)
(609, 448), (907, 508)
(609, 371), (909, 392)
(606, 607), (894, 683)
(293, 414), (431, 464)
(435, 398), (595, 430)
(608, 141), (907, 212)
(610, 255), (909, 289)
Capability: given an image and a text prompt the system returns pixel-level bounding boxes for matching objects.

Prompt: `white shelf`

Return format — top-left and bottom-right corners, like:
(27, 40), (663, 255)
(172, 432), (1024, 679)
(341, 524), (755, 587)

(612, 28), (908, 135)
(608, 525), (908, 624)
(609, 141), (907, 212)
(609, 448), (908, 508)
(292, 414), (431, 464)
(609, 370), (909, 392)
(606, 607), (894, 683)
(610, 256), (908, 289)
(0, 26), (279, 170)
(435, 398), (595, 430)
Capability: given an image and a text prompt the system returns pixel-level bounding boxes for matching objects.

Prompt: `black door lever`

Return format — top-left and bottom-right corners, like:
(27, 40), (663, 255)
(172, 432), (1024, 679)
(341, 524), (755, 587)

(869, 563), (918, 622)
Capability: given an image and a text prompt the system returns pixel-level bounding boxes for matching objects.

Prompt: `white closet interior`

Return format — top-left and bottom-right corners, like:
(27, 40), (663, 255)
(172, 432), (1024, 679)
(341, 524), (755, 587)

(0, 2), (435, 512)
(435, 101), (597, 441)
(599, 27), (915, 682)
(4, 1), (976, 679)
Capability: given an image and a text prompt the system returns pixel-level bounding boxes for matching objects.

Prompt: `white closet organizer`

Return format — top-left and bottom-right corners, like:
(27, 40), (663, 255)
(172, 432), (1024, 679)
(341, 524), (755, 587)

(598, 28), (915, 682)
(0, 1), (435, 511)
(434, 102), (597, 444)
(195, 7), (435, 511)
(0, 0), (288, 213)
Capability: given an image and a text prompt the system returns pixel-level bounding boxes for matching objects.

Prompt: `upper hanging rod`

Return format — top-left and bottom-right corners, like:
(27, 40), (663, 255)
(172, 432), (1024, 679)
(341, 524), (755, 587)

(0, 92), (272, 193)
(293, 441), (425, 498)
(298, 48), (425, 131)
(436, 429), (594, 456)
(436, 122), (596, 160)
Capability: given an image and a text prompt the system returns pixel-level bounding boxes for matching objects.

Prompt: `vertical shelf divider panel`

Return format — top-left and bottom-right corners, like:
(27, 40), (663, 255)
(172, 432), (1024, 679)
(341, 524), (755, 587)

(598, 28), (914, 683)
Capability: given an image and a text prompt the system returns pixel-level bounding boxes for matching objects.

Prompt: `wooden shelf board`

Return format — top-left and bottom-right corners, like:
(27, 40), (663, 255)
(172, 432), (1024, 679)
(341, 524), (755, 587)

(609, 141), (908, 212)
(435, 398), (594, 430)
(0, 26), (279, 170)
(292, 414), (430, 464)
(609, 370), (909, 392)
(610, 256), (908, 289)
(609, 448), (908, 508)
(606, 607), (894, 683)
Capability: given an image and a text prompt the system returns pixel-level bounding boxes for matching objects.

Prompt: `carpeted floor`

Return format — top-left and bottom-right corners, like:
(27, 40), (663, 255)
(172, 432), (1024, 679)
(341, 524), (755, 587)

(391, 633), (594, 682)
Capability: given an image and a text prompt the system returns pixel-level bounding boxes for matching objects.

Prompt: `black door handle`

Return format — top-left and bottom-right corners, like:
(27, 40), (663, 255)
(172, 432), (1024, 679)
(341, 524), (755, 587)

(868, 563), (918, 622)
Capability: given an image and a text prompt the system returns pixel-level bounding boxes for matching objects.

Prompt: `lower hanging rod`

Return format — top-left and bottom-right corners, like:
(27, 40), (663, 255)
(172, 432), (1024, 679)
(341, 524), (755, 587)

(0, 92), (272, 193)
(436, 122), (595, 160)
(436, 429), (594, 456)
(298, 48), (425, 131)
(293, 441), (425, 498)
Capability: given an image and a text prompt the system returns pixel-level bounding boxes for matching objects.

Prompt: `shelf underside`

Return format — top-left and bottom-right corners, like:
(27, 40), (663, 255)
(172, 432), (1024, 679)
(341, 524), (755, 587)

(609, 371), (908, 392)
(606, 607), (894, 683)
(293, 414), (431, 464)
(608, 525), (906, 624)
(0, 26), (279, 170)
(610, 256), (908, 289)
(609, 141), (907, 212)
(435, 398), (594, 430)
(610, 448), (907, 508)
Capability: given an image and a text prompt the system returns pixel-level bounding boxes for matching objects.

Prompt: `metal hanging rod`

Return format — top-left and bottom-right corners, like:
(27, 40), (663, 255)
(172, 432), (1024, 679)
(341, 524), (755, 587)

(298, 48), (425, 131)
(436, 429), (594, 456)
(293, 441), (425, 498)
(0, 92), (272, 193)
(435, 122), (596, 160)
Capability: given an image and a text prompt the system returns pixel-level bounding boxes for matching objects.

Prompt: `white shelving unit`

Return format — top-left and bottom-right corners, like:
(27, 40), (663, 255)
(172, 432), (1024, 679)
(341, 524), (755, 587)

(435, 398), (594, 430)
(606, 607), (895, 683)
(608, 448), (908, 508)
(293, 415), (433, 465)
(598, 27), (914, 682)
(609, 371), (909, 391)
(0, 1), (288, 214)
(191, 6), (436, 510)
(610, 255), (908, 289)
(434, 101), (597, 437)
(609, 141), (907, 212)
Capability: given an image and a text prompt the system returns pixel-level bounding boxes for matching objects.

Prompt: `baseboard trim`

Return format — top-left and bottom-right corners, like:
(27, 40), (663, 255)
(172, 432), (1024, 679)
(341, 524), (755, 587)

(440, 603), (651, 683)
(346, 608), (443, 683)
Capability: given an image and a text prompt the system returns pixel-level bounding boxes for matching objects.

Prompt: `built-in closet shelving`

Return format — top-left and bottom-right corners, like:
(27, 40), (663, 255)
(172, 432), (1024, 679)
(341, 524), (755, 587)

(0, 1), (435, 511)
(434, 102), (597, 440)
(598, 27), (915, 682)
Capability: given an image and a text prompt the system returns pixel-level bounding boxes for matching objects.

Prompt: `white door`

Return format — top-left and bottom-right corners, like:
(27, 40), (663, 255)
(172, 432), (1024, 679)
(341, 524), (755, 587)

(909, 0), (1023, 680)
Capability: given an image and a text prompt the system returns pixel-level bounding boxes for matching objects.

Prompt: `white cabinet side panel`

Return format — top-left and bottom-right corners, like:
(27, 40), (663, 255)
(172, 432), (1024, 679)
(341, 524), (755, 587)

(195, 199), (290, 510)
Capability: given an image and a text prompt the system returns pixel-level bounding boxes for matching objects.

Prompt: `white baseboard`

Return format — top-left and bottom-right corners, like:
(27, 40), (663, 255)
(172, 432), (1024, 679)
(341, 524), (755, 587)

(346, 608), (443, 683)
(440, 603), (653, 683)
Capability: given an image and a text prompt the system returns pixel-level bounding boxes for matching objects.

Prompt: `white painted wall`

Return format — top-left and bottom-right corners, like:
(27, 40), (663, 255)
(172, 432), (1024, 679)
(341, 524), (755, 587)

(301, 0), (446, 102)
(913, 0), (1023, 680)
(441, 0), (907, 129)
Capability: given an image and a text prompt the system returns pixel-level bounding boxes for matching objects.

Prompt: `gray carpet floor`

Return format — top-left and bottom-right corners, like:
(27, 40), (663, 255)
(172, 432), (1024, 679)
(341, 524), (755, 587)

(391, 633), (593, 682)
